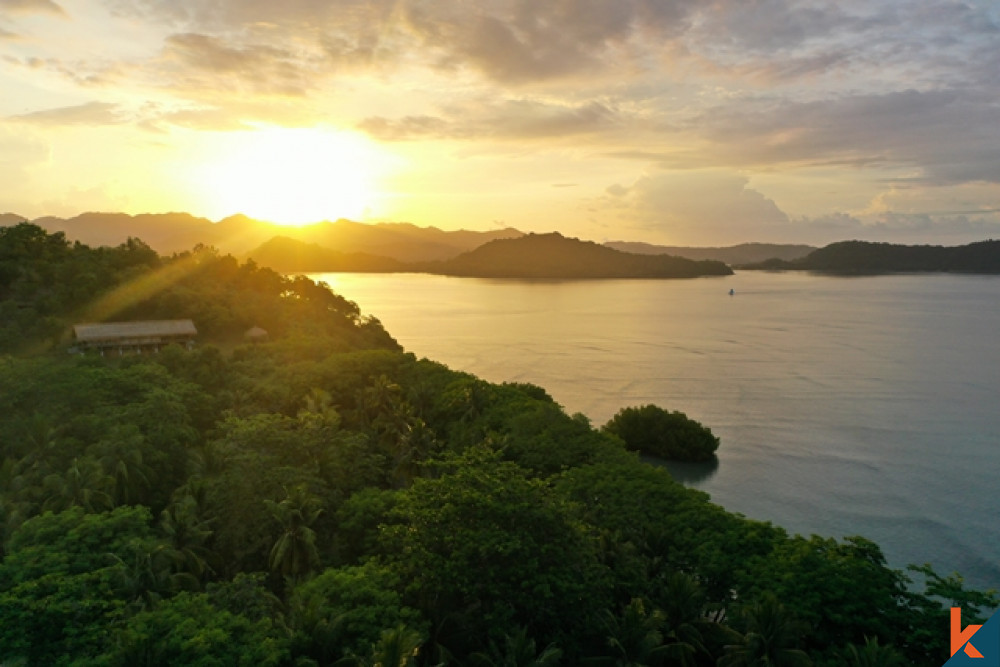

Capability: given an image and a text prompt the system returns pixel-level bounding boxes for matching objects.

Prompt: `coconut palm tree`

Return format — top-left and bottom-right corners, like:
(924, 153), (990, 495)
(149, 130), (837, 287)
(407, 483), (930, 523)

(264, 483), (323, 580)
(41, 456), (113, 513)
(844, 636), (906, 667)
(718, 593), (812, 667)
(159, 493), (216, 581)
(595, 597), (683, 667)
(470, 626), (563, 667)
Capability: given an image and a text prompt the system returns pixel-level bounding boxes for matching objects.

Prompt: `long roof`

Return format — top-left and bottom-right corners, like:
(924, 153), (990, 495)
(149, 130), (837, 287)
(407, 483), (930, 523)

(73, 319), (197, 342)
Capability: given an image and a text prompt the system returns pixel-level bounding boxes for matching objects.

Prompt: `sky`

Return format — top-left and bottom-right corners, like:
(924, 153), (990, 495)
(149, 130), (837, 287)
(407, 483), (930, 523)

(2, 0), (1000, 246)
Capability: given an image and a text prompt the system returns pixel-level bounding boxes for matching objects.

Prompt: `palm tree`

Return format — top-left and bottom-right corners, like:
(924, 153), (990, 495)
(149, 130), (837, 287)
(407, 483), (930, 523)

(41, 456), (113, 513)
(470, 626), (563, 666)
(718, 593), (812, 667)
(108, 542), (197, 613)
(657, 571), (711, 662)
(160, 494), (216, 581)
(92, 427), (154, 506)
(264, 483), (324, 580)
(596, 597), (680, 666)
(366, 625), (423, 667)
(844, 636), (906, 667)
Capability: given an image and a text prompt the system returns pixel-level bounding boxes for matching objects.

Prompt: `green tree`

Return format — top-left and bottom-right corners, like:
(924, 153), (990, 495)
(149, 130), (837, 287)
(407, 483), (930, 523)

(718, 593), (812, 667)
(265, 483), (324, 581)
(101, 591), (289, 666)
(470, 626), (563, 667)
(843, 636), (906, 667)
(380, 449), (609, 654)
(603, 405), (719, 462)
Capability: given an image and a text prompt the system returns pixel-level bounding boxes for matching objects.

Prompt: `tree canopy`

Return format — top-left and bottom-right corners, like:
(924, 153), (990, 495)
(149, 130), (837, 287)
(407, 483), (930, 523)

(0, 223), (993, 666)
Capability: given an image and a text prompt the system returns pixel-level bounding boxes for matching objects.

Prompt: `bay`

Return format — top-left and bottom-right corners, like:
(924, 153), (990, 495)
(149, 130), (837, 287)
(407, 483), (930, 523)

(312, 271), (1000, 590)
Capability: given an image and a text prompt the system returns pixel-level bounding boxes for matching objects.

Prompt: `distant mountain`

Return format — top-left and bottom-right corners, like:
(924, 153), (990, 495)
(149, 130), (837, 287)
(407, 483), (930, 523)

(33, 211), (219, 254)
(604, 241), (815, 265)
(741, 240), (1000, 273)
(0, 213), (27, 226)
(423, 232), (733, 279)
(281, 220), (523, 262)
(14, 211), (524, 261)
(247, 236), (405, 273)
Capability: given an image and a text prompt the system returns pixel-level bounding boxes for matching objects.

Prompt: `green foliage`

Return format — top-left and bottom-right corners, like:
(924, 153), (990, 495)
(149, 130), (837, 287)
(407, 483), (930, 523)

(289, 562), (422, 662)
(0, 507), (156, 665)
(0, 225), (989, 667)
(603, 405), (719, 462)
(719, 593), (813, 667)
(102, 591), (289, 666)
(380, 450), (610, 654)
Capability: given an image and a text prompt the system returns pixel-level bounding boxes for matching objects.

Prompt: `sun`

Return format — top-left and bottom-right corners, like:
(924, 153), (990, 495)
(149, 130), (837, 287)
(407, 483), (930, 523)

(200, 126), (385, 226)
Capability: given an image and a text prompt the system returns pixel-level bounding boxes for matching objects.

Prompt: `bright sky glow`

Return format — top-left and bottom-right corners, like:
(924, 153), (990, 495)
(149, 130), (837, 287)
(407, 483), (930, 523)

(197, 126), (386, 225)
(1, 0), (999, 244)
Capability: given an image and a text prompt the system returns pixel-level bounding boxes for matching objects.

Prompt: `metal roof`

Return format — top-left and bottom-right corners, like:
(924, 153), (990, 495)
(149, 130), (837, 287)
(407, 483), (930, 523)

(73, 319), (198, 342)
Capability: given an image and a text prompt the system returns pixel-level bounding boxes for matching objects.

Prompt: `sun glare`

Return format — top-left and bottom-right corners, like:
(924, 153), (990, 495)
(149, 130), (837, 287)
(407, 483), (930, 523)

(201, 126), (385, 226)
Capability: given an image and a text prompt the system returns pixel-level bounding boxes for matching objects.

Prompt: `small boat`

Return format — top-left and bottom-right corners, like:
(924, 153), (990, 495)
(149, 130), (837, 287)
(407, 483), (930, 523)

(729, 288), (735, 296)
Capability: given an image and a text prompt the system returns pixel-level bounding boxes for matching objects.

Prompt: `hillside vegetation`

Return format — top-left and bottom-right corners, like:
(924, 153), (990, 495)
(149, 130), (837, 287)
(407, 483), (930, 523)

(423, 232), (733, 279)
(742, 239), (1000, 273)
(0, 222), (994, 666)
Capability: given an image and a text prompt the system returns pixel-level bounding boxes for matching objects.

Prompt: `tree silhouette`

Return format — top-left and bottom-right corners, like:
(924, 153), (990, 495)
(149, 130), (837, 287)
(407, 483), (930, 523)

(264, 483), (323, 581)
(718, 593), (812, 667)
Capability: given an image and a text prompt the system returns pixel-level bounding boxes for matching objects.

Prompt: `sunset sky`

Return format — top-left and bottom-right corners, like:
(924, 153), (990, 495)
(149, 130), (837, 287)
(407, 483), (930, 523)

(2, 0), (1000, 245)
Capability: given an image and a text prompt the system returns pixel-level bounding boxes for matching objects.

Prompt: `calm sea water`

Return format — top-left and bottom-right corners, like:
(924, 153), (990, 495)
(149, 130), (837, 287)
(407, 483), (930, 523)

(313, 271), (1000, 590)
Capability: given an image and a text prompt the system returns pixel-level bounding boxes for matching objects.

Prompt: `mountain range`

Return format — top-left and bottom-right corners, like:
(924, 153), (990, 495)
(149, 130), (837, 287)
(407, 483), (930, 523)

(3, 211), (522, 263)
(3, 211), (813, 266)
(7, 211), (997, 276)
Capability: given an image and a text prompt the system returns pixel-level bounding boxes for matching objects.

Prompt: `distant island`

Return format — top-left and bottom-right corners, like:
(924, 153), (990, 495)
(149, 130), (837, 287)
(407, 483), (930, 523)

(742, 239), (1000, 274)
(415, 233), (733, 279)
(250, 232), (733, 279)
(605, 240), (816, 265)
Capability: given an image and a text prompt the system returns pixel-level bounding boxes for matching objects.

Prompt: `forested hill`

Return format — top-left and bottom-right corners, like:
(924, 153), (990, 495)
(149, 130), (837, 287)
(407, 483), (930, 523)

(247, 236), (406, 273)
(605, 240), (816, 265)
(0, 222), (994, 666)
(422, 232), (733, 278)
(742, 239), (1000, 273)
(0, 222), (398, 355)
(11, 211), (523, 260)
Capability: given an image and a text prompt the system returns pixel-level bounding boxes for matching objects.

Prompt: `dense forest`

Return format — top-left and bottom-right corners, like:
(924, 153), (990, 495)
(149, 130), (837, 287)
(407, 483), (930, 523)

(741, 240), (1000, 273)
(0, 222), (995, 666)
(419, 233), (733, 279)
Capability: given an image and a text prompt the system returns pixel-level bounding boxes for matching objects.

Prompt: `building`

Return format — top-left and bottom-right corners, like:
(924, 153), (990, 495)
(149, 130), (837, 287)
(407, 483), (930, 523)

(72, 319), (198, 355)
(244, 325), (269, 343)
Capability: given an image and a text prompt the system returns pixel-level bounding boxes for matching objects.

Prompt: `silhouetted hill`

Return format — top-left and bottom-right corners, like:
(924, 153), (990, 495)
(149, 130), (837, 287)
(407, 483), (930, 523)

(247, 236), (405, 273)
(32, 212), (217, 253)
(423, 232), (733, 278)
(741, 240), (1000, 273)
(0, 213), (26, 226)
(290, 220), (522, 262)
(21, 212), (523, 261)
(605, 241), (815, 265)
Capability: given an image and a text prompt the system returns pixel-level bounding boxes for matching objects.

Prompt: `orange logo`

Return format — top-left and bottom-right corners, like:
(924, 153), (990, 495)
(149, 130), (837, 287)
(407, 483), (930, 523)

(953, 607), (985, 659)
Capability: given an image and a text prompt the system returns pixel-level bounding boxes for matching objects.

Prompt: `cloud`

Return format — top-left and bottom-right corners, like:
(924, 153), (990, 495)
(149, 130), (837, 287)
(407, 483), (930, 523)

(358, 99), (619, 141)
(689, 88), (1000, 184)
(601, 170), (791, 243)
(158, 32), (316, 96)
(109, 0), (700, 84)
(796, 211), (1000, 244)
(8, 101), (125, 125)
(0, 0), (63, 14)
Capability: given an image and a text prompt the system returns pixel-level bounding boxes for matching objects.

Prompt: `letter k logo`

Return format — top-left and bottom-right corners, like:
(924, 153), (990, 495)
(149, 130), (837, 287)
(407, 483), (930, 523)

(953, 607), (985, 659)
